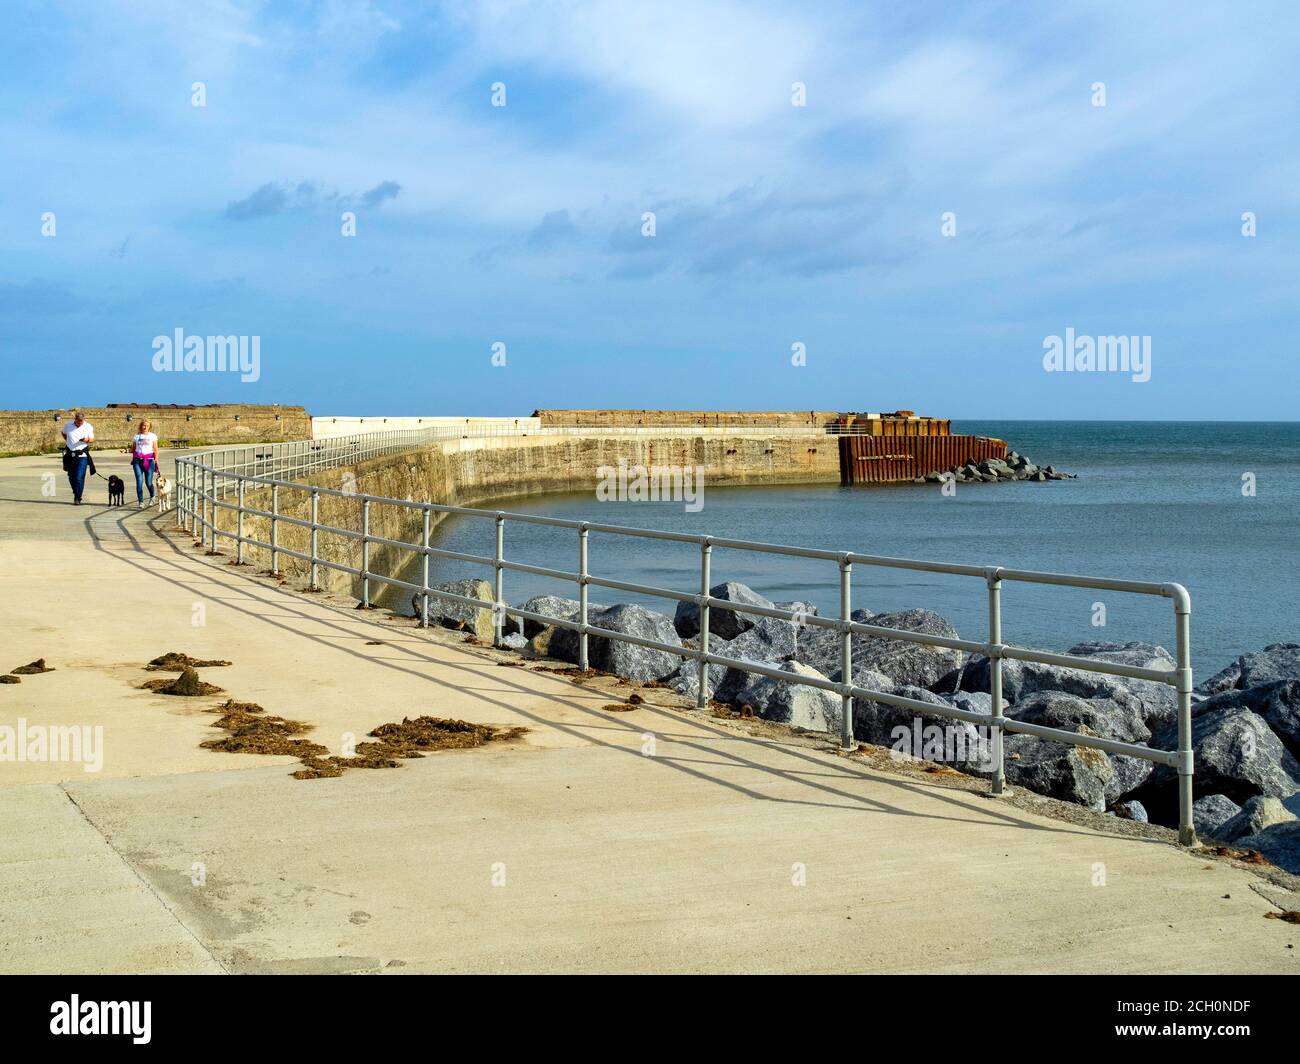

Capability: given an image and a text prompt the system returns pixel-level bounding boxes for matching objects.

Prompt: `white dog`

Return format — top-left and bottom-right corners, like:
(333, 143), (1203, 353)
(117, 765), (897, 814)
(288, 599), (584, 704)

(155, 473), (173, 513)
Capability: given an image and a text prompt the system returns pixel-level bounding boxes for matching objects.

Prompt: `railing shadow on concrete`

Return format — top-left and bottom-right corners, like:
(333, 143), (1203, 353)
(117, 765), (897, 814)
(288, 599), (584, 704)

(175, 425), (1198, 846)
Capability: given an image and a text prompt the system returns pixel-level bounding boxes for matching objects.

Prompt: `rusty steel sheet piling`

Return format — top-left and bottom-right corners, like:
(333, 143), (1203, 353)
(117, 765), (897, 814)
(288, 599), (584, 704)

(838, 434), (1008, 485)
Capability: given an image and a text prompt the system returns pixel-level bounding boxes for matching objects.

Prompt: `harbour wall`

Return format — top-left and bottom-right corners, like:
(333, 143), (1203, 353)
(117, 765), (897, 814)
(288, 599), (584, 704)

(237, 430), (839, 604)
(1, 404), (311, 456)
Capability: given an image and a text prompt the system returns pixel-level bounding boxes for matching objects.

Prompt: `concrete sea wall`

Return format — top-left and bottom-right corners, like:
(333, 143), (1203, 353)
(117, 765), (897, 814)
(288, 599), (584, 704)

(238, 431), (838, 604)
(311, 415), (541, 438)
(1, 404), (311, 456)
(534, 409), (839, 428)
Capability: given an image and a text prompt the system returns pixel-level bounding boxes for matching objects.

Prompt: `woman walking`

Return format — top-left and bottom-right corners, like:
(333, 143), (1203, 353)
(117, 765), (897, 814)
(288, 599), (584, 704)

(129, 419), (161, 508)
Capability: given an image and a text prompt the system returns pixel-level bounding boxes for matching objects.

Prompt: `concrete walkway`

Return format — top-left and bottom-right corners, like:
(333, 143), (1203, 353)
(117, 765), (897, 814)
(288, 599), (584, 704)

(1, 450), (1297, 973)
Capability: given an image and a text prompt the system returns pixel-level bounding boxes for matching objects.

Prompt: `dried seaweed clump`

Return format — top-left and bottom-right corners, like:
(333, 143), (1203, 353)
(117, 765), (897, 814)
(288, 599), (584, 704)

(292, 716), (526, 780)
(141, 666), (224, 696)
(146, 652), (233, 671)
(200, 700), (326, 759)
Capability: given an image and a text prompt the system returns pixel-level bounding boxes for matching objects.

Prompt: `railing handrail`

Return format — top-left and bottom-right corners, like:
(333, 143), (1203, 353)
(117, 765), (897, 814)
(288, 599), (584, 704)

(173, 426), (1198, 846)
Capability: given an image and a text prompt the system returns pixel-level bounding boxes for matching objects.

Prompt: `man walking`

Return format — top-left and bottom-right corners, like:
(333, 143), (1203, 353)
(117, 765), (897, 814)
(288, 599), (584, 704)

(60, 411), (95, 505)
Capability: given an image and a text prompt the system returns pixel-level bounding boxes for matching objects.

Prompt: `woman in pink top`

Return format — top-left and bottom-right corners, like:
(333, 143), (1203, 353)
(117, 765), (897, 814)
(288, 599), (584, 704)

(128, 419), (161, 508)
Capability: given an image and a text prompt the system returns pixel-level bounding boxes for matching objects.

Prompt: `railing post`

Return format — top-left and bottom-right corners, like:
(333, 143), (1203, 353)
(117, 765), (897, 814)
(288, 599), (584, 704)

(270, 483), (279, 574)
(236, 477), (245, 564)
(839, 554), (854, 750)
(1173, 585), (1197, 846)
(361, 497), (371, 608)
(697, 539), (712, 709)
(420, 507), (431, 627)
(986, 566), (1006, 795)
(493, 513), (505, 647)
(175, 459), (186, 529)
(202, 467), (211, 548)
(309, 489), (320, 589)
(578, 524), (590, 669)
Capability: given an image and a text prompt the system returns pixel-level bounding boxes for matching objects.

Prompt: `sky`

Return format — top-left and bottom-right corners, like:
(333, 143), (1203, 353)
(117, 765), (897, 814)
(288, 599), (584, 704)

(2, 0), (1298, 419)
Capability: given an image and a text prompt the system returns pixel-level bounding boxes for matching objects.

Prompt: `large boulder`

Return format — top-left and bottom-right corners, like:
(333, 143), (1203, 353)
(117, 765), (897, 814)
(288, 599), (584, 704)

(1191, 794), (1242, 840)
(955, 644), (1177, 728)
(1005, 690), (1153, 802)
(1234, 821), (1300, 873)
(847, 676), (993, 772)
(730, 661), (843, 733)
(774, 600), (820, 621)
(1064, 642), (1180, 724)
(416, 579), (498, 642)
(514, 595), (606, 639)
(673, 582), (774, 641)
(1112, 800), (1148, 823)
(801, 608), (963, 690)
(1218, 796), (1298, 842)
(711, 618), (805, 703)
(1198, 680), (1300, 759)
(1007, 689), (1150, 744)
(1003, 733), (1114, 811)
(548, 603), (683, 682)
(669, 635), (731, 703)
(1146, 704), (1300, 809)
(1197, 643), (1300, 696)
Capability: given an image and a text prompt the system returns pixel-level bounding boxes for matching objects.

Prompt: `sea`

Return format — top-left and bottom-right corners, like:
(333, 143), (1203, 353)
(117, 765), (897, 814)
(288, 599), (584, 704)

(419, 422), (1299, 678)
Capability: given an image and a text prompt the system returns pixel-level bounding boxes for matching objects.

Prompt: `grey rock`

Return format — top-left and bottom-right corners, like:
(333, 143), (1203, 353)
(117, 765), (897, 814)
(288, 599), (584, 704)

(958, 645), (1178, 728)
(549, 603), (683, 682)
(514, 595), (606, 639)
(1005, 689), (1153, 802)
(499, 632), (527, 651)
(949, 691), (993, 716)
(859, 681), (993, 772)
(1007, 689), (1150, 745)
(1197, 642), (1300, 696)
(773, 600), (820, 621)
(1066, 641), (1180, 725)
(1218, 795), (1298, 842)
(1113, 799), (1148, 823)
(801, 608), (963, 691)
(414, 579), (499, 642)
(1004, 733), (1113, 811)
(711, 617), (807, 703)
(1234, 821), (1300, 873)
(673, 581), (774, 640)
(731, 661), (842, 733)
(1192, 794), (1242, 840)
(669, 657), (723, 703)
(1199, 680), (1300, 759)
(1148, 704), (1300, 807)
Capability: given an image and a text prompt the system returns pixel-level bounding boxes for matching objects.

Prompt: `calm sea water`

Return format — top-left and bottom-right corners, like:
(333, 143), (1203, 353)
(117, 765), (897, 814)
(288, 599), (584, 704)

(421, 422), (1299, 678)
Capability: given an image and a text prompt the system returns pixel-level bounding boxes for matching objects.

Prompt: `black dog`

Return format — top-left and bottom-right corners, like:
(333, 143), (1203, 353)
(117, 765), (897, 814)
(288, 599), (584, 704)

(107, 475), (125, 506)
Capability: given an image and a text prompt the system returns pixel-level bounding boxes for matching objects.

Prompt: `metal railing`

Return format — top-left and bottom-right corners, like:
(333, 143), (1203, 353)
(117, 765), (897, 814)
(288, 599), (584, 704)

(174, 428), (1197, 846)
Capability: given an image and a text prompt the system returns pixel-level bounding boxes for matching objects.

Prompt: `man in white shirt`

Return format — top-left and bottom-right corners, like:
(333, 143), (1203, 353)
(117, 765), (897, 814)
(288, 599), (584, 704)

(60, 411), (95, 504)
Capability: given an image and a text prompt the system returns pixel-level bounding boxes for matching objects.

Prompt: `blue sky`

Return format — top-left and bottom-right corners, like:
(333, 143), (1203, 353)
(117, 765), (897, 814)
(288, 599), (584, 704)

(2, 0), (1298, 419)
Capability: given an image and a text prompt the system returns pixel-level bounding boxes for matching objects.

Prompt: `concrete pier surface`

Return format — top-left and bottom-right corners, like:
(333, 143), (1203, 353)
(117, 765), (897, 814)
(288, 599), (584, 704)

(1, 450), (1297, 974)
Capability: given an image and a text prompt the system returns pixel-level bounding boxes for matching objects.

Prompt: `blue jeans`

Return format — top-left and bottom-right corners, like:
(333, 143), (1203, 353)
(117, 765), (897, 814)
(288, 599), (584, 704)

(132, 457), (156, 502)
(66, 453), (89, 501)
